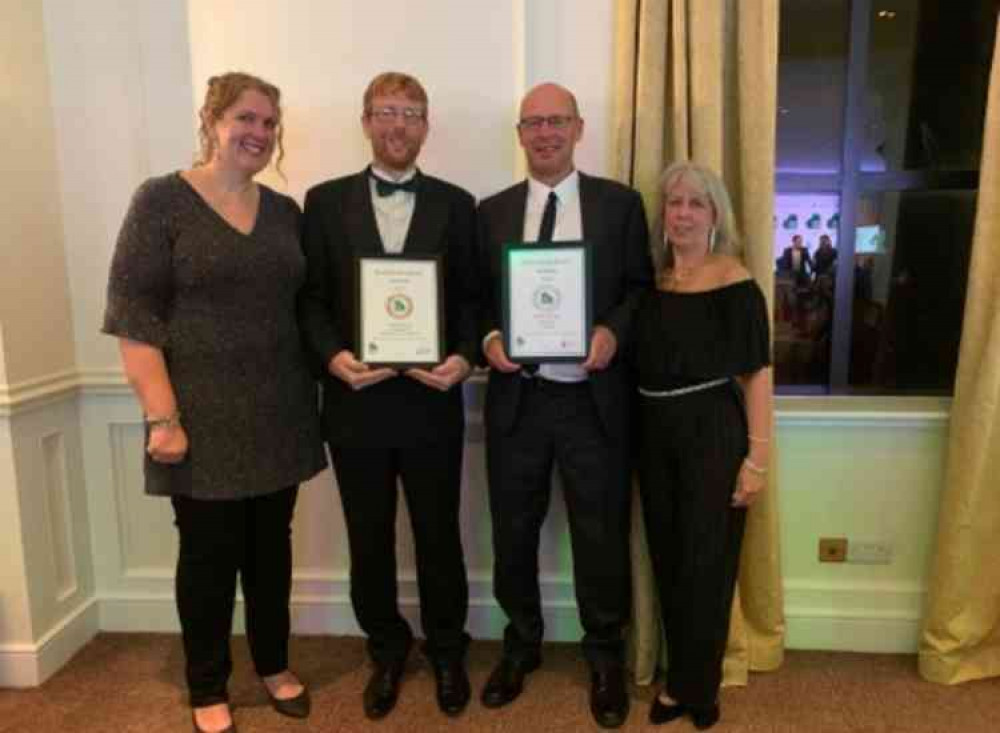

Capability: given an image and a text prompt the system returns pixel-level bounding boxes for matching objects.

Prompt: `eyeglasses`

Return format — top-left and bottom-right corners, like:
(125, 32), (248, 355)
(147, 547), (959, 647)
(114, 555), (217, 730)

(517, 115), (577, 131)
(367, 106), (427, 125)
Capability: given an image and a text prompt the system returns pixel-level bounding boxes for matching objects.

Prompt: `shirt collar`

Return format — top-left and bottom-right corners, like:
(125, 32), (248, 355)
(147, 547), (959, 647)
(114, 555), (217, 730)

(370, 164), (418, 184)
(527, 169), (579, 208)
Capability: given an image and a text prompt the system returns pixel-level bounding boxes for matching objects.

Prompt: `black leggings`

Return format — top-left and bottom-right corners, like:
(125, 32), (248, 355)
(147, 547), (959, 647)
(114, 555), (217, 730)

(171, 486), (298, 707)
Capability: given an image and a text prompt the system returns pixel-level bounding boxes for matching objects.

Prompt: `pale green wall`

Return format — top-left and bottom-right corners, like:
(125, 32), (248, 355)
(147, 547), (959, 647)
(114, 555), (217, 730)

(777, 398), (948, 651)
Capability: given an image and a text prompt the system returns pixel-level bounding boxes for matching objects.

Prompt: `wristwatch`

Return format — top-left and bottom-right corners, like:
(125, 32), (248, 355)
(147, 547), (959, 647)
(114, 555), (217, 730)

(145, 412), (181, 431)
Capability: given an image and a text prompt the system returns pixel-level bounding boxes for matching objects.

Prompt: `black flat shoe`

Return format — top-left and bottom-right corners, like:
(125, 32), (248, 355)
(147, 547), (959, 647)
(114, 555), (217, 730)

(363, 661), (405, 720)
(649, 697), (686, 724)
(480, 655), (541, 708)
(266, 684), (311, 719)
(691, 703), (720, 730)
(432, 658), (471, 716)
(589, 665), (629, 728)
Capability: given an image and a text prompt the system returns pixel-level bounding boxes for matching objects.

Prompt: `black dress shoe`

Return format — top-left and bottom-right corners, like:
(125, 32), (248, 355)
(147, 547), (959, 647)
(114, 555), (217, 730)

(480, 655), (540, 708)
(590, 665), (629, 728)
(649, 696), (686, 725)
(691, 703), (721, 730)
(432, 659), (471, 716)
(363, 661), (405, 720)
(265, 684), (311, 719)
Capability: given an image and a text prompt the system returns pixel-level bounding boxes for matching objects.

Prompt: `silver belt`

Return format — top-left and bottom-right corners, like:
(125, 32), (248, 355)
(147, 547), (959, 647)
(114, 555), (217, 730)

(638, 377), (730, 398)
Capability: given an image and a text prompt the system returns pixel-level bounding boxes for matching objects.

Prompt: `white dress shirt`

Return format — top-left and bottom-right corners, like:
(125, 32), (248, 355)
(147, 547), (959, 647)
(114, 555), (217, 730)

(523, 172), (587, 383)
(369, 165), (417, 254)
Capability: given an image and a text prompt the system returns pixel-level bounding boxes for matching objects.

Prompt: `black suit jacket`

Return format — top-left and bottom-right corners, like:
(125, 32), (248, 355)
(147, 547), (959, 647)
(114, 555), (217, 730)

(477, 172), (652, 437)
(300, 169), (479, 447)
(777, 246), (813, 283)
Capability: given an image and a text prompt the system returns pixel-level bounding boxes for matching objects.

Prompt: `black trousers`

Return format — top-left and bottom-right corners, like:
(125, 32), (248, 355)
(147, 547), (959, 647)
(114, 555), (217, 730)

(330, 437), (470, 665)
(638, 383), (748, 708)
(171, 486), (299, 708)
(486, 379), (631, 668)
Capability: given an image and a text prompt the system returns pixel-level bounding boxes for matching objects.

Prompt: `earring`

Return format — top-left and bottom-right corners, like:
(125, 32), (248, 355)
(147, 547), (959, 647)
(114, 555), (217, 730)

(709, 227), (718, 253)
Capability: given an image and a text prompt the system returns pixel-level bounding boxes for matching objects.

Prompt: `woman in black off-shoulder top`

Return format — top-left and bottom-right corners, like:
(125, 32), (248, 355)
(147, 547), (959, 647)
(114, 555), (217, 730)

(635, 162), (773, 730)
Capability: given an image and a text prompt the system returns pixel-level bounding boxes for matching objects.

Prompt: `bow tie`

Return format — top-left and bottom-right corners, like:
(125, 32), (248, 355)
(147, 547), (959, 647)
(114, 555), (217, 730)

(370, 171), (419, 197)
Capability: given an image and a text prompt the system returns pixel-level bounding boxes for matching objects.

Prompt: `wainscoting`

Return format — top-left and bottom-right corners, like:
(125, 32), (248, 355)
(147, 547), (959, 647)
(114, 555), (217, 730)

(0, 375), (947, 686)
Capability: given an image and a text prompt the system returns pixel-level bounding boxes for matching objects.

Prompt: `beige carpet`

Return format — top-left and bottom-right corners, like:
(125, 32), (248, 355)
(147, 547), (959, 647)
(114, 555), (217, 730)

(1, 634), (998, 732)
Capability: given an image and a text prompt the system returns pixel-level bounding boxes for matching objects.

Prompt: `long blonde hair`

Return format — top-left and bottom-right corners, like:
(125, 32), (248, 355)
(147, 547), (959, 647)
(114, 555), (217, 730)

(653, 161), (742, 275)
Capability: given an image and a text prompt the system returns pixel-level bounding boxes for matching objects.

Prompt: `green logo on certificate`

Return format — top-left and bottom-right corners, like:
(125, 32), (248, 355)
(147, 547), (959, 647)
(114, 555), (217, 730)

(385, 293), (414, 319)
(533, 285), (561, 311)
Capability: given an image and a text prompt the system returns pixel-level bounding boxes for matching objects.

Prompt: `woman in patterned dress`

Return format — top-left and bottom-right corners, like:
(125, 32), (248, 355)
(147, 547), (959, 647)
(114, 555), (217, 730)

(103, 73), (326, 733)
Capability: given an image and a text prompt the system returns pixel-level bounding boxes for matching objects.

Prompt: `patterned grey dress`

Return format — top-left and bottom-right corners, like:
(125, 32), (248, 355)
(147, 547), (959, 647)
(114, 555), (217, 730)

(103, 173), (327, 499)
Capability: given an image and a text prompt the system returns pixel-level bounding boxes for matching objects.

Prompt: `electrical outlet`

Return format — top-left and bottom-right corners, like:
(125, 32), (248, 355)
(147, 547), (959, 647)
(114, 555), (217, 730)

(847, 540), (893, 564)
(818, 537), (848, 562)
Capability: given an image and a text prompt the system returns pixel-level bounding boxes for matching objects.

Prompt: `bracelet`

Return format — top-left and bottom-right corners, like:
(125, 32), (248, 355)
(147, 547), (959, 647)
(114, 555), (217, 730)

(481, 329), (502, 355)
(748, 434), (769, 443)
(145, 412), (181, 431)
(743, 458), (768, 475)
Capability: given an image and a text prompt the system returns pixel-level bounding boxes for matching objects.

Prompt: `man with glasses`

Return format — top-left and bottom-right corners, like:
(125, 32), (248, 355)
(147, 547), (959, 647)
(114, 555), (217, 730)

(477, 83), (652, 728)
(300, 72), (478, 720)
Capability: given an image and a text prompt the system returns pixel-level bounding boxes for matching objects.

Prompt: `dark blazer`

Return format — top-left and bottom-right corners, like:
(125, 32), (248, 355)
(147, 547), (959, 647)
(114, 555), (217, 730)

(777, 246), (813, 284)
(477, 172), (652, 436)
(300, 169), (479, 447)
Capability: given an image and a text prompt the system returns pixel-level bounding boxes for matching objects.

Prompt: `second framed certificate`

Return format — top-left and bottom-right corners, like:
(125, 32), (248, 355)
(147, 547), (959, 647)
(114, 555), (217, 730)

(356, 254), (444, 368)
(501, 241), (593, 363)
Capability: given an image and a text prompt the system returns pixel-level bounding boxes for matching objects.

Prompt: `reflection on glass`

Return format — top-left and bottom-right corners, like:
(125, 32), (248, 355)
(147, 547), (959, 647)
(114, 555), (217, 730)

(776, 0), (849, 174)
(772, 194), (839, 386)
(850, 190), (976, 393)
(864, 0), (996, 172)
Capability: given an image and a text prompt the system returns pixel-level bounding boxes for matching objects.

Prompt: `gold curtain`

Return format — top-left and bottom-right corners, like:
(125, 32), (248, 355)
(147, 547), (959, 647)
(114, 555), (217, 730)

(613, 0), (785, 686)
(918, 14), (1000, 686)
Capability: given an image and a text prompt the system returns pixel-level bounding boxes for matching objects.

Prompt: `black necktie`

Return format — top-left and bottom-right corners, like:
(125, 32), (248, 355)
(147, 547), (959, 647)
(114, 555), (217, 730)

(370, 170), (419, 197)
(523, 191), (559, 377)
(537, 191), (558, 242)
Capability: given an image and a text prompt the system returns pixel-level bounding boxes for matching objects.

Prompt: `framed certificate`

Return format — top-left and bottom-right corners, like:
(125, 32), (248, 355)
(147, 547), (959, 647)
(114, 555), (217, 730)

(501, 241), (593, 363)
(356, 254), (444, 367)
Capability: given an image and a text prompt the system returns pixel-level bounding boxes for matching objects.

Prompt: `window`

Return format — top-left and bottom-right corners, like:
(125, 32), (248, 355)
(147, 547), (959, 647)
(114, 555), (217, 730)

(774, 0), (998, 394)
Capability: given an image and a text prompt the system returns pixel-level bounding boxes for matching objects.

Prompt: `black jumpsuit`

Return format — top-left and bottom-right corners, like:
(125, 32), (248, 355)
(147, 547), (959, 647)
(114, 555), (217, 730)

(634, 279), (771, 708)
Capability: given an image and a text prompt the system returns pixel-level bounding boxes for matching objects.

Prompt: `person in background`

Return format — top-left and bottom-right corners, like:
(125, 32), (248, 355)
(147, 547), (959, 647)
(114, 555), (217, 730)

(813, 233), (837, 279)
(635, 161), (772, 730)
(299, 72), (478, 720)
(103, 72), (326, 733)
(777, 233), (813, 286)
(477, 82), (652, 729)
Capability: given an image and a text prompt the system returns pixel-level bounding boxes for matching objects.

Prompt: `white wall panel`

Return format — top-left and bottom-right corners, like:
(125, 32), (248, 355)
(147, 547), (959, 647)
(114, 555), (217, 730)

(523, 0), (616, 177)
(40, 432), (77, 601)
(107, 423), (175, 577)
(187, 0), (522, 204)
(9, 399), (95, 636)
(0, 395), (98, 687)
(43, 0), (195, 374)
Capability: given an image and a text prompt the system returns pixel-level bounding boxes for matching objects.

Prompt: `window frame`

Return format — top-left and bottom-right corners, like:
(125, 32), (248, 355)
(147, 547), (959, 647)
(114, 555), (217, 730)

(775, 0), (985, 395)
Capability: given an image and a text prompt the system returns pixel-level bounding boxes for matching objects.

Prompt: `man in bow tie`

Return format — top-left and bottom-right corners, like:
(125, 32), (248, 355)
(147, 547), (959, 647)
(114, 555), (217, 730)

(477, 82), (652, 728)
(300, 72), (478, 720)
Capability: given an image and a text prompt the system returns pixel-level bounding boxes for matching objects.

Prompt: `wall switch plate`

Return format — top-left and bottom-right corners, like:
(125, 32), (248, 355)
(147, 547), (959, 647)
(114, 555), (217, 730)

(818, 537), (848, 562)
(847, 540), (893, 564)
